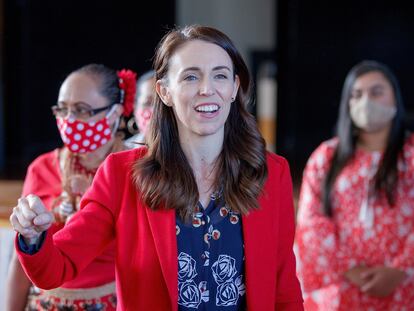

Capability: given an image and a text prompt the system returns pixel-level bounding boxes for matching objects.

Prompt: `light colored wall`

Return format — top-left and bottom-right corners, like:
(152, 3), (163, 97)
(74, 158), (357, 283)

(176, 0), (275, 70)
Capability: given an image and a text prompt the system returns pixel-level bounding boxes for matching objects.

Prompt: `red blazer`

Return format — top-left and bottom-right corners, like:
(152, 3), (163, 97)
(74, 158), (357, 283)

(17, 148), (303, 310)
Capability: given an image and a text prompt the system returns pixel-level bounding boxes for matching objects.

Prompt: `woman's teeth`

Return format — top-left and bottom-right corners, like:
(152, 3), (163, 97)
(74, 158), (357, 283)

(196, 105), (219, 112)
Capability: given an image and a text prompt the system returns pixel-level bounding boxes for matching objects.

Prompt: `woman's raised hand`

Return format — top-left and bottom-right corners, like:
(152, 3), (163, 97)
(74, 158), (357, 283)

(10, 194), (54, 245)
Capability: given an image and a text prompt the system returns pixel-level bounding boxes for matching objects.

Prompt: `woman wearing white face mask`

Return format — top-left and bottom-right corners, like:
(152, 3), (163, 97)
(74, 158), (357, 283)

(5, 64), (136, 310)
(295, 60), (414, 310)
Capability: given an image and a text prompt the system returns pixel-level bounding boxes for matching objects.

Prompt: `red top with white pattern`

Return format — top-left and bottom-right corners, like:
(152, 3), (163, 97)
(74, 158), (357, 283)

(296, 133), (414, 310)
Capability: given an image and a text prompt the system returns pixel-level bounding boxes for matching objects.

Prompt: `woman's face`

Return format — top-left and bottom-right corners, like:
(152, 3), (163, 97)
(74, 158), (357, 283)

(349, 71), (396, 109)
(134, 77), (155, 135)
(57, 72), (112, 122)
(157, 40), (240, 141)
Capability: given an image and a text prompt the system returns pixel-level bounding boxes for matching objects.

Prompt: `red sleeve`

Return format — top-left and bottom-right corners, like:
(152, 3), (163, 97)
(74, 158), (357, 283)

(21, 150), (62, 211)
(16, 152), (123, 289)
(295, 141), (349, 292)
(273, 156), (304, 310)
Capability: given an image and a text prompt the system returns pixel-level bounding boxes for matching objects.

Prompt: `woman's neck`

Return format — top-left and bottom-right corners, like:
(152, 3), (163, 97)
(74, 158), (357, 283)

(180, 129), (223, 165)
(357, 125), (391, 152)
(180, 133), (223, 207)
(78, 136), (115, 169)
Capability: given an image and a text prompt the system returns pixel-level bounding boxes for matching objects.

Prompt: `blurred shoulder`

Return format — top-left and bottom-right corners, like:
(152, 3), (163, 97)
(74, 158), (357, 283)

(96, 147), (148, 184)
(124, 133), (145, 149)
(305, 137), (338, 170)
(310, 137), (338, 157)
(31, 149), (59, 162)
(265, 152), (293, 186)
(107, 146), (148, 166)
(404, 131), (414, 148)
(28, 149), (60, 170)
(402, 131), (414, 160)
(266, 151), (289, 171)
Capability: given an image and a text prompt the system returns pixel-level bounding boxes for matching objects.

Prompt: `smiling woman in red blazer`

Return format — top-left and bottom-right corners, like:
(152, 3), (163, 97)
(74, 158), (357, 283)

(11, 25), (303, 311)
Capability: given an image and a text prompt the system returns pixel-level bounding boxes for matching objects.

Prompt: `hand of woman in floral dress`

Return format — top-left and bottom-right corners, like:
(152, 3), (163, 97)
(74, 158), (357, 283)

(344, 266), (369, 287)
(360, 266), (406, 297)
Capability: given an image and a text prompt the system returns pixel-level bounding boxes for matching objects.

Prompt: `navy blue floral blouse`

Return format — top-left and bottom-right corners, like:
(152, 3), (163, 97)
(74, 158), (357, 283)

(176, 192), (246, 310)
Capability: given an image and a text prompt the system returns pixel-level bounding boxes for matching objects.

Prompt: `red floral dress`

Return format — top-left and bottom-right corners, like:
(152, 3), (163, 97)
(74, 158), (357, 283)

(295, 134), (414, 310)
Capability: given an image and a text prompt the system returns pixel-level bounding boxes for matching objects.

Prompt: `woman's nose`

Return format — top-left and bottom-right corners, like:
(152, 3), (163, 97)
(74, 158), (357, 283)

(362, 92), (376, 102)
(67, 109), (78, 118)
(199, 78), (214, 96)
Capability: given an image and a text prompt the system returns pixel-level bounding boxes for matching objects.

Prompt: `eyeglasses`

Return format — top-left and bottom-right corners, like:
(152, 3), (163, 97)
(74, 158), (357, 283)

(51, 104), (112, 120)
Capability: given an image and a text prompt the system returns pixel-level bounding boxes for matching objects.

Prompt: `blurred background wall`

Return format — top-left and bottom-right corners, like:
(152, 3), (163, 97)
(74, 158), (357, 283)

(0, 0), (413, 189)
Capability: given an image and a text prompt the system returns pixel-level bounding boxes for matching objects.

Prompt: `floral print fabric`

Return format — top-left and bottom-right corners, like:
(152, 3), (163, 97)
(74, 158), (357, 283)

(295, 135), (414, 310)
(176, 196), (245, 310)
(25, 286), (117, 311)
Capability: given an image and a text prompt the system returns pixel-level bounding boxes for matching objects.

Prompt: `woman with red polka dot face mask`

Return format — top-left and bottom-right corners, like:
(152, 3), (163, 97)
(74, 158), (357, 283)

(5, 64), (136, 311)
(49, 64), (136, 220)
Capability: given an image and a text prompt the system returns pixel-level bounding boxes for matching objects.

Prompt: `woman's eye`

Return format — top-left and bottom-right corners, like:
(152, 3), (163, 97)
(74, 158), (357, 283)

(215, 73), (228, 79)
(350, 92), (361, 99)
(184, 75), (197, 81)
(75, 107), (89, 114)
(371, 90), (384, 97)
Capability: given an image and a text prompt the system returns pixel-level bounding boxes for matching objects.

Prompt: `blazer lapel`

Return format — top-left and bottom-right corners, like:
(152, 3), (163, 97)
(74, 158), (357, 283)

(146, 207), (178, 309)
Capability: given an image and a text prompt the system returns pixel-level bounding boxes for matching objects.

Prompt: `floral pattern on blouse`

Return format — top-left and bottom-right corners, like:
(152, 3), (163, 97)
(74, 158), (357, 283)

(295, 135), (414, 310)
(176, 194), (245, 310)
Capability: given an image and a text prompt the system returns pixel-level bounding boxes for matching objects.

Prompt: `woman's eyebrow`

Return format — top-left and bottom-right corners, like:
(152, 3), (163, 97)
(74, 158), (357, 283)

(180, 65), (231, 74)
(57, 101), (92, 108)
(212, 65), (231, 72)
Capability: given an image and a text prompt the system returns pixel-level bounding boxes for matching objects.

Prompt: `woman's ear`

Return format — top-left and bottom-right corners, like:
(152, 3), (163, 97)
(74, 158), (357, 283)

(232, 75), (240, 100)
(156, 79), (172, 107)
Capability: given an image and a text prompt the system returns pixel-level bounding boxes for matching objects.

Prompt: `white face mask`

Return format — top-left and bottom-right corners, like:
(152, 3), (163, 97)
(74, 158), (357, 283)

(350, 99), (396, 132)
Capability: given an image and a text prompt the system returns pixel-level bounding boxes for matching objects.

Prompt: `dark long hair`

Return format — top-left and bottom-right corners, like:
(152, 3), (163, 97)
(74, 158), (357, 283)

(323, 60), (406, 217)
(133, 25), (268, 220)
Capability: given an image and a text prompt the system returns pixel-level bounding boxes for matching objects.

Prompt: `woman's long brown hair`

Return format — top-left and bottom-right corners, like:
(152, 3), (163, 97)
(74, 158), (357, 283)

(133, 25), (268, 220)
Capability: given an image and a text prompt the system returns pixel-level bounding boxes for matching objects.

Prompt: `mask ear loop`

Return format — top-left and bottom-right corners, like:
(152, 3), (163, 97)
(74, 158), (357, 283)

(106, 104), (121, 134)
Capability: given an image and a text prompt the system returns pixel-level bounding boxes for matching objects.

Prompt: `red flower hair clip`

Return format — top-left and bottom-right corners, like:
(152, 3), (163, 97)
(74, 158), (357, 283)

(117, 69), (137, 117)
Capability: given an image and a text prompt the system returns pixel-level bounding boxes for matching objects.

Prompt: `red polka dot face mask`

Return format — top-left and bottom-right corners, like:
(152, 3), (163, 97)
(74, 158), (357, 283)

(56, 116), (113, 154)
